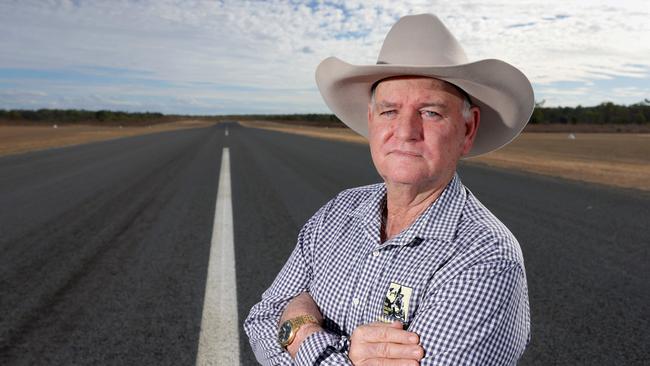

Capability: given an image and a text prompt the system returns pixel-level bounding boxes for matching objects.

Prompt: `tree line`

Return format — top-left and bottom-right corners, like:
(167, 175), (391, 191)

(530, 100), (649, 124)
(1, 100), (649, 126)
(0, 109), (173, 126)
(208, 100), (650, 126)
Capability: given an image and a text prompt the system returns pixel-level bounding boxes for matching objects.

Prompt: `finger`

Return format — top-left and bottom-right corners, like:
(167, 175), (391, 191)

(366, 342), (424, 360)
(354, 326), (419, 345)
(369, 321), (403, 329)
(361, 358), (420, 366)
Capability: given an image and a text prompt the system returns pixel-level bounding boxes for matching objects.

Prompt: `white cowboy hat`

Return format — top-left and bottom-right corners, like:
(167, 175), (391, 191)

(315, 13), (534, 157)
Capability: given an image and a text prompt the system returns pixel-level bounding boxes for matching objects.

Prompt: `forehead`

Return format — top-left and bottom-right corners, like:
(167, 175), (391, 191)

(373, 76), (464, 100)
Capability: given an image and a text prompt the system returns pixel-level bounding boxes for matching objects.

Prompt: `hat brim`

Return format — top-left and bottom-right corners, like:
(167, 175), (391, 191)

(315, 57), (534, 157)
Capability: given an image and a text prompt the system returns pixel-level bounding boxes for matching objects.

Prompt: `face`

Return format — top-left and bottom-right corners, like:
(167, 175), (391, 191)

(368, 76), (480, 190)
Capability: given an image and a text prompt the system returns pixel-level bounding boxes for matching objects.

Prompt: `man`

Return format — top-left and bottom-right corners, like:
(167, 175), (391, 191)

(245, 14), (533, 365)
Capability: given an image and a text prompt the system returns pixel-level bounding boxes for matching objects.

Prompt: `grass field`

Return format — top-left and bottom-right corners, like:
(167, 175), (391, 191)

(0, 120), (216, 157)
(240, 121), (650, 191)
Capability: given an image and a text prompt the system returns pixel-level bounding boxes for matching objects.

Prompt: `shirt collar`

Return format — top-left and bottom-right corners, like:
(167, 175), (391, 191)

(409, 173), (466, 243)
(350, 173), (466, 245)
(350, 184), (386, 243)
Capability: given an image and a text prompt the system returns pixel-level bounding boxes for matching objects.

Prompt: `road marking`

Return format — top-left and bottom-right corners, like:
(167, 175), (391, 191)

(225, 127), (229, 136)
(196, 147), (240, 365)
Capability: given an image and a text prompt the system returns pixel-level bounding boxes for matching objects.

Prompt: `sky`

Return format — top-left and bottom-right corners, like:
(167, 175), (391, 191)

(0, 0), (649, 115)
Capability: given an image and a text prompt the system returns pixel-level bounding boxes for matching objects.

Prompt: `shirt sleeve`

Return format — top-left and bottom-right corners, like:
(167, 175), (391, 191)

(244, 200), (352, 365)
(410, 259), (530, 366)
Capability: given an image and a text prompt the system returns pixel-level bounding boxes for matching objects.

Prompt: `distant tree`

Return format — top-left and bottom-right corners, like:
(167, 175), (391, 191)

(632, 110), (646, 124)
(530, 100), (546, 124)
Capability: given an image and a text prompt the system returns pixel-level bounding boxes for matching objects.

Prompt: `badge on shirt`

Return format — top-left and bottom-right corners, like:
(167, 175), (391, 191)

(381, 282), (413, 323)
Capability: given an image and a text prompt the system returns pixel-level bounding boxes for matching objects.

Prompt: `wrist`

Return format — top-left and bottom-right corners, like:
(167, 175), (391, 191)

(287, 323), (323, 358)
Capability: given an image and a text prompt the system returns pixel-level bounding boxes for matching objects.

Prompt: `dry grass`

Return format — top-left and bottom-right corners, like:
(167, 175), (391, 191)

(0, 120), (216, 157)
(468, 133), (650, 191)
(241, 120), (650, 191)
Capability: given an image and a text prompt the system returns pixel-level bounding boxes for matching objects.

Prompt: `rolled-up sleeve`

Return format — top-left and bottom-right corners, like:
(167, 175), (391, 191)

(294, 332), (351, 365)
(244, 201), (352, 365)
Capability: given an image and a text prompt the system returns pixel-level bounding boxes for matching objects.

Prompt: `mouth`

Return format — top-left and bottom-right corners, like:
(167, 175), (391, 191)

(389, 149), (422, 157)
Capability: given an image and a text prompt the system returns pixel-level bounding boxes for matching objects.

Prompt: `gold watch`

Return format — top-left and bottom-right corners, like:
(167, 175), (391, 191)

(278, 315), (319, 349)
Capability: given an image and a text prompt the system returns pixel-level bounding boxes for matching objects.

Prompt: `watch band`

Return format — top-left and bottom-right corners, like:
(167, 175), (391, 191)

(292, 314), (318, 328)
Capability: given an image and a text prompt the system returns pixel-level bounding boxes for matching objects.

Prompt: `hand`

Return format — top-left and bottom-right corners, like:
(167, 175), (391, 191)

(279, 292), (324, 358)
(349, 321), (424, 365)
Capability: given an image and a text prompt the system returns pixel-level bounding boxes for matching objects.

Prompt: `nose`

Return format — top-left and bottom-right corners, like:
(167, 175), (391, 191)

(394, 110), (423, 141)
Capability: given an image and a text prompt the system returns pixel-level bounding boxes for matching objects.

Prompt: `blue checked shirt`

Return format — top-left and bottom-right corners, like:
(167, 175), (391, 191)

(245, 173), (530, 365)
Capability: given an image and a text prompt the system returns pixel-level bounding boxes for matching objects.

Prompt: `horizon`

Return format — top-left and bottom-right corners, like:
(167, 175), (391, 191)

(1, 0), (649, 115)
(2, 97), (649, 119)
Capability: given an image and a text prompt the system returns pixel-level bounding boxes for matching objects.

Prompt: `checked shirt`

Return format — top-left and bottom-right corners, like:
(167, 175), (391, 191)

(245, 173), (530, 365)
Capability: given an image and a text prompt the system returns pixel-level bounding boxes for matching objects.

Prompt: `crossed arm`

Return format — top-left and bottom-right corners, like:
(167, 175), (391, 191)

(281, 293), (424, 365)
(244, 203), (530, 364)
(244, 252), (529, 365)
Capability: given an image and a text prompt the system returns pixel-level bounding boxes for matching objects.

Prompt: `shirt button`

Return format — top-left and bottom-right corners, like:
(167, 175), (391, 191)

(352, 298), (360, 306)
(372, 250), (380, 257)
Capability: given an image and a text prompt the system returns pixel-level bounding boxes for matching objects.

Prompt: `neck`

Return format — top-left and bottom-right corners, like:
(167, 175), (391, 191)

(381, 174), (453, 242)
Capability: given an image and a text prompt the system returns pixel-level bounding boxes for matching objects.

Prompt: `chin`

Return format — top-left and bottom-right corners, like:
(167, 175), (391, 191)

(380, 160), (451, 188)
(383, 170), (429, 185)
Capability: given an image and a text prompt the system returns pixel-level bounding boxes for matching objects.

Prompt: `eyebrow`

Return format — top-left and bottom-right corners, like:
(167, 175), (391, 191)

(376, 101), (399, 109)
(418, 102), (449, 109)
(376, 101), (449, 110)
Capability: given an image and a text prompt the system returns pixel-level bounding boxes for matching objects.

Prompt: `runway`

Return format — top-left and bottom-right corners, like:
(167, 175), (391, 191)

(1, 122), (648, 364)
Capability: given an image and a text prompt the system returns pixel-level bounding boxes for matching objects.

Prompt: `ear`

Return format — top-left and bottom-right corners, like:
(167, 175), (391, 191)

(461, 106), (480, 156)
(367, 102), (375, 131)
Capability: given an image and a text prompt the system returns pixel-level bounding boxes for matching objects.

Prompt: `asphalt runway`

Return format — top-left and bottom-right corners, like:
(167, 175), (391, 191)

(1, 122), (648, 365)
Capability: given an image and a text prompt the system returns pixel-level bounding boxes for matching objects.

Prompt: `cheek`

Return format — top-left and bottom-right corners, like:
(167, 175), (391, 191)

(369, 124), (393, 159)
(369, 121), (390, 142)
(421, 128), (461, 165)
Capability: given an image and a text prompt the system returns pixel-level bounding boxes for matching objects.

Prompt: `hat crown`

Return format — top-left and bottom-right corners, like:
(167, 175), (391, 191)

(377, 14), (468, 66)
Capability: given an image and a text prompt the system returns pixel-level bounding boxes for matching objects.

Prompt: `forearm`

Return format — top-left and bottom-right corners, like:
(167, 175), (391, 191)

(245, 199), (355, 364)
(244, 256), (346, 364)
(280, 292), (354, 364)
(279, 293), (325, 358)
(244, 299), (293, 366)
(246, 300), (353, 365)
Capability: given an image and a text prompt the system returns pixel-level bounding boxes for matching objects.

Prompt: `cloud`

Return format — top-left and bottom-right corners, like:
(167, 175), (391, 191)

(0, 0), (649, 113)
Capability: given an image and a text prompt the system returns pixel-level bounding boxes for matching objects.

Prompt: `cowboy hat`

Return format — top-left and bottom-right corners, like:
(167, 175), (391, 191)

(315, 13), (534, 157)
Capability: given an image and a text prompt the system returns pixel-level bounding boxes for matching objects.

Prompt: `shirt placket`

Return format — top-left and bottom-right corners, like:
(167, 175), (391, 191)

(345, 239), (392, 330)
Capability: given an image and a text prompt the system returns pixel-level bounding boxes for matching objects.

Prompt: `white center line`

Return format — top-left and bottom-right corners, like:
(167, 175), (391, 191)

(196, 147), (240, 365)
(225, 127), (229, 136)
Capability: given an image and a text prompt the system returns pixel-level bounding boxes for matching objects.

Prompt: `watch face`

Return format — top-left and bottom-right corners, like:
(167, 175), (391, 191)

(278, 321), (292, 345)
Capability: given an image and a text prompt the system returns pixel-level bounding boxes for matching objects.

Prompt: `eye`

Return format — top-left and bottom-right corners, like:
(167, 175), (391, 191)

(380, 110), (396, 118)
(421, 110), (441, 119)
